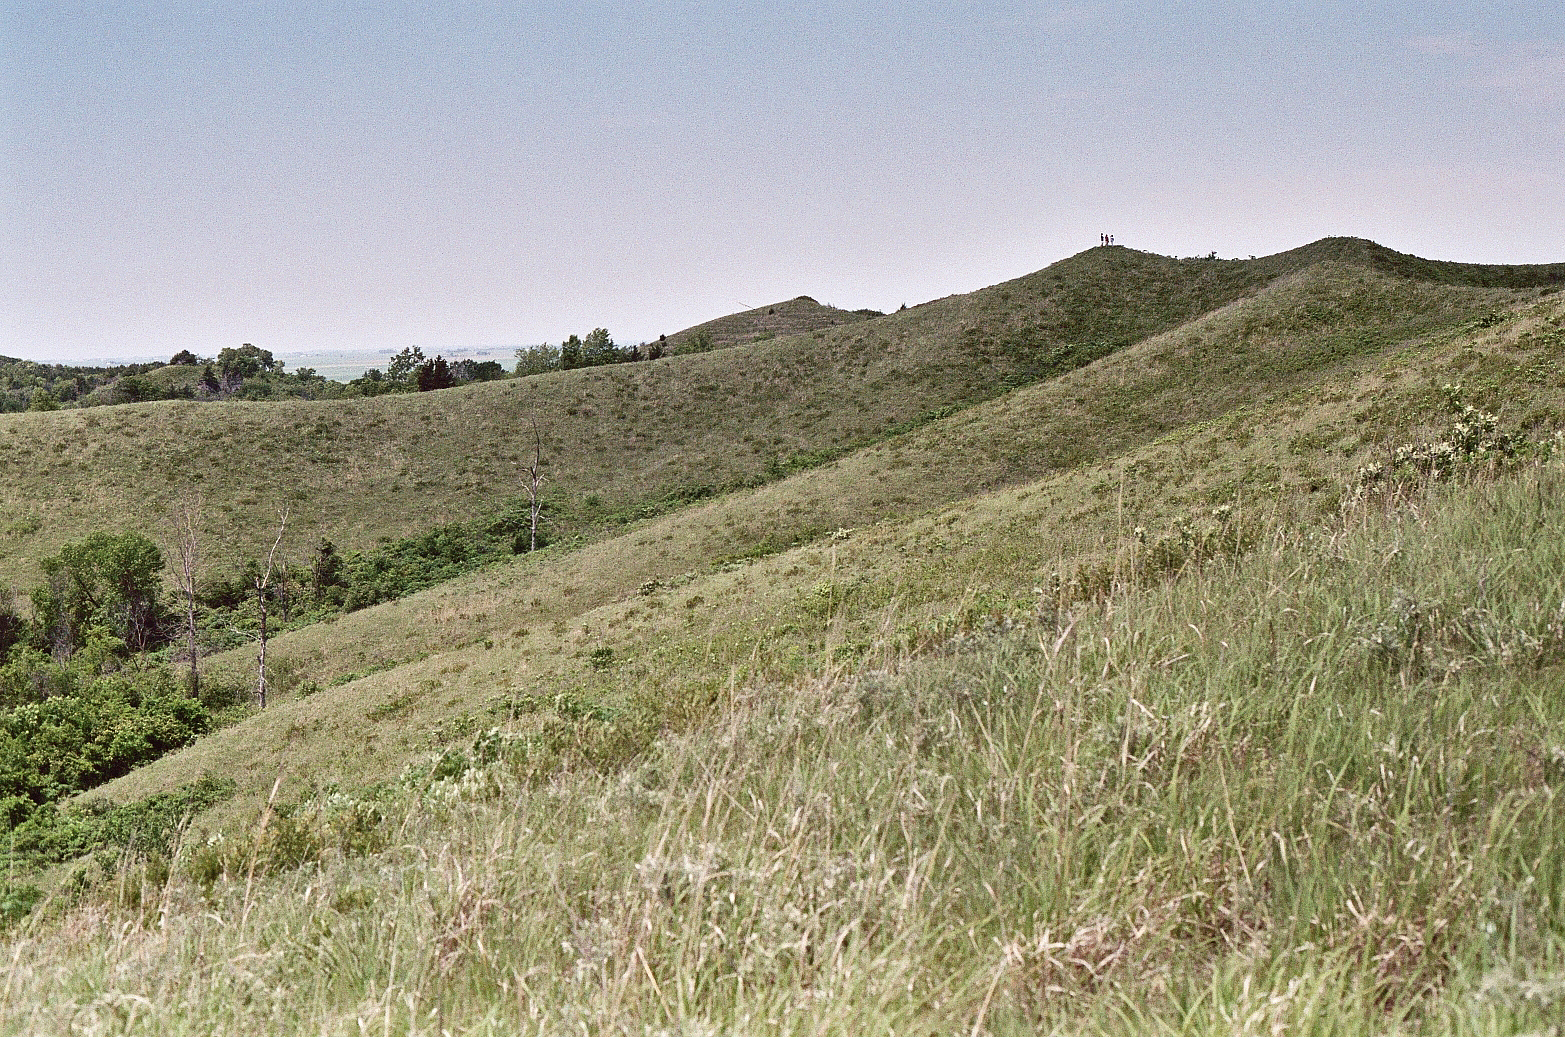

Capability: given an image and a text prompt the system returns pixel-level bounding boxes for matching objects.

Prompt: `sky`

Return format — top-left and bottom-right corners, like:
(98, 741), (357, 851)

(3, 1), (1562, 365)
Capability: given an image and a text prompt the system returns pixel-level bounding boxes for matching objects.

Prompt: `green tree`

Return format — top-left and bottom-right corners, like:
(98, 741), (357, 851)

(217, 343), (278, 385)
(0, 588), (23, 661)
(198, 364), (221, 394)
(26, 389), (59, 412)
(387, 346), (426, 383)
(32, 533), (168, 657)
(581, 327), (617, 366)
(416, 355), (456, 391)
(310, 538), (345, 604)
(681, 328), (715, 354)
(559, 335), (583, 370)
(112, 376), (152, 403)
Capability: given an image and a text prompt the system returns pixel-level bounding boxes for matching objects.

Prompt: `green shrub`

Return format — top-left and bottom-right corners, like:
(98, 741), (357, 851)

(0, 661), (209, 829)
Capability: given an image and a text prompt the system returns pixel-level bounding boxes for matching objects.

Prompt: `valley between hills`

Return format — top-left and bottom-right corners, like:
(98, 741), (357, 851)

(3, 238), (1565, 1034)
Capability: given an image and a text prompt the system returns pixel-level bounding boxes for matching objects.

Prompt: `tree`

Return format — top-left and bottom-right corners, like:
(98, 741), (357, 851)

(217, 344), (278, 386)
(514, 344), (561, 376)
(168, 497), (203, 698)
(388, 346), (426, 383)
(169, 349), (201, 366)
(416, 355), (455, 391)
(452, 359), (505, 382)
(251, 510), (288, 709)
(581, 327), (617, 366)
(559, 335), (583, 370)
(310, 538), (344, 603)
(113, 376), (152, 403)
(199, 364), (222, 395)
(520, 418), (546, 553)
(26, 389), (59, 412)
(0, 587), (23, 660)
(33, 533), (167, 657)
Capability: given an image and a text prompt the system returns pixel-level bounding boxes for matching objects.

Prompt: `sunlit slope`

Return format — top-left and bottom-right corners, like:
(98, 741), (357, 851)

(0, 244), (1325, 590)
(32, 456), (1565, 1036)
(83, 268), (1565, 817)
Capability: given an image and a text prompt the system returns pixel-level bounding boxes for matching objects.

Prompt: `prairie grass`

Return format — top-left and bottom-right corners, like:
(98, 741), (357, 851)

(70, 283), (1565, 826)
(5, 240), (1549, 593)
(4, 453), (1562, 1035)
(4, 240), (1564, 1033)
(659, 295), (878, 353)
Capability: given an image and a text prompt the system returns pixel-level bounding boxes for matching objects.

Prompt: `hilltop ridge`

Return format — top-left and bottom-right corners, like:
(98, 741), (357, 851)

(660, 294), (881, 353)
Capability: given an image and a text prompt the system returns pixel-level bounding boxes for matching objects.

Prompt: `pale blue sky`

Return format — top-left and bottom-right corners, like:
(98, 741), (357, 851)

(3, 2), (1562, 363)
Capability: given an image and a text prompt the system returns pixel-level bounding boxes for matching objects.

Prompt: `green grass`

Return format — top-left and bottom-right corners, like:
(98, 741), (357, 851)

(3, 238), (1565, 1033)
(5, 449), (1563, 1034)
(660, 294), (880, 353)
(69, 281), (1565, 833)
(11, 238), (1544, 594)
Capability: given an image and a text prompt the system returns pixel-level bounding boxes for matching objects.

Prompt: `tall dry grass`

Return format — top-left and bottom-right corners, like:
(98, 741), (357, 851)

(4, 454), (1563, 1034)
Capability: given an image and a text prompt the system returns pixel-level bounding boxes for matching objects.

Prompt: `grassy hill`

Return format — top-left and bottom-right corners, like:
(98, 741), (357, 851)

(7, 238), (1557, 597)
(73, 273), (1565, 813)
(3, 238), (1565, 1033)
(662, 295), (881, 353)
(0, 242), (1337, 591)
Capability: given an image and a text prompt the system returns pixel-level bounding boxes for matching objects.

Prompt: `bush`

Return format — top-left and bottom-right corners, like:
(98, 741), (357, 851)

(0, 662), (209, 829)
(681, 328), (716, 354)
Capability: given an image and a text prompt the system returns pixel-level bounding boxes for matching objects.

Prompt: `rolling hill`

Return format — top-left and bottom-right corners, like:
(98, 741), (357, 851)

(4, 238), (1558, 594)
(3, 237), (1565, 1034)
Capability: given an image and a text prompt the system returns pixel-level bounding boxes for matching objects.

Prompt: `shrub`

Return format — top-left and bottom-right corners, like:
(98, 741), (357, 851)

(0, 661), (209, 829)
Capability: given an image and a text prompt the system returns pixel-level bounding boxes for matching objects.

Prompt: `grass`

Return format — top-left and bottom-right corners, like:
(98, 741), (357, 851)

(4, 450), (1562, 1034)
(69, 281), (1565, 834)
(10, 238), (1545, 594)
(660, 295), (880, 353)
(3, 238), (1565, 1032)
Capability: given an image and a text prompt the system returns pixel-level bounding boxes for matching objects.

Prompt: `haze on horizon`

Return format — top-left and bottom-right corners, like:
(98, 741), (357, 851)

(3, 1), (1562, 366)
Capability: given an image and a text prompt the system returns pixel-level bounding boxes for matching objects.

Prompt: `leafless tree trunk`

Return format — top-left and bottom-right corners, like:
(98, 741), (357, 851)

(253, 509), (288, 709)
(170, 496), (203, 698)
(522, 418), (545, 553)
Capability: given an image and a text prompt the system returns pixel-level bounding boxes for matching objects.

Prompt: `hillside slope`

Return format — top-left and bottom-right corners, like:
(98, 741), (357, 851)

(661, 295), (880, 352)
(82, 264), (1565, 818)
(0, 241), (1396, 591)
(14, 376), (1565, 1037)
(6, 239), (1565, 1034)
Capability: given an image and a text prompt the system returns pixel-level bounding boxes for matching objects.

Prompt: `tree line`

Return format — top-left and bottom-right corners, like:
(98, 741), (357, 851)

(3, 323), (715, 413)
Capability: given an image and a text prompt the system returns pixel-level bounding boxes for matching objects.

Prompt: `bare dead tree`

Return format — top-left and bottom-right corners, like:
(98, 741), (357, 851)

(169, 495), (203, 698)
(252, 508), (288, 709)
(522, 418), (545, 553)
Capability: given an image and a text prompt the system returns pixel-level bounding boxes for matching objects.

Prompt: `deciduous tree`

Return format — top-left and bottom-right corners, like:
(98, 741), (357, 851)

(251, 510), (288, 709)
(168, 496), (203, 697)
(32, 533), (167, 657)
